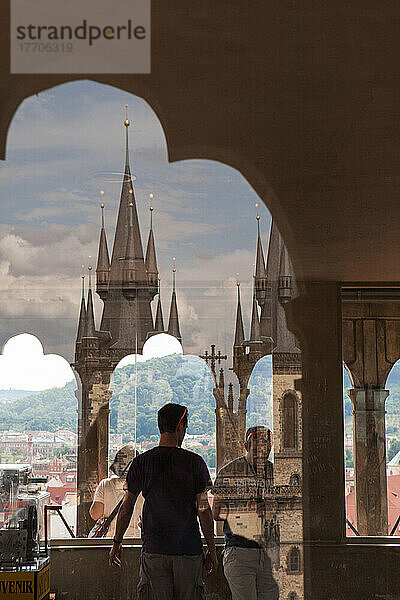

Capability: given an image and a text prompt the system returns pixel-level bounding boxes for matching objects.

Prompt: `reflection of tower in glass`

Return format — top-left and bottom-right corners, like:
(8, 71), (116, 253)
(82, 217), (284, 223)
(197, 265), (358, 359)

(73, 107), (183, 536)
(215, 214), (304, 599)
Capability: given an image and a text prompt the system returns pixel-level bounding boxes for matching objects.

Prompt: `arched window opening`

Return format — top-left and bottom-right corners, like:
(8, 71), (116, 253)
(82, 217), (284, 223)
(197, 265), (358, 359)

(0, 333), (77, 539)
(282, 393), (298, 450)
(290, 473), (301, 486)
(0, 79), (303, 597)
(288, 547), (300, 572)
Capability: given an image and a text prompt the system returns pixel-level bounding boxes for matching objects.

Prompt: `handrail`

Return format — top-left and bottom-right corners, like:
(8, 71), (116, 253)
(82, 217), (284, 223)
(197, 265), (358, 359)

(390, 515), (400, 536)
(346, 518), (360, 536)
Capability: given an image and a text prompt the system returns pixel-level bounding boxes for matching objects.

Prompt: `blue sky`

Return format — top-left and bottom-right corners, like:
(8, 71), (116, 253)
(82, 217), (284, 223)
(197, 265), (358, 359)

(0, 80), (271, 368)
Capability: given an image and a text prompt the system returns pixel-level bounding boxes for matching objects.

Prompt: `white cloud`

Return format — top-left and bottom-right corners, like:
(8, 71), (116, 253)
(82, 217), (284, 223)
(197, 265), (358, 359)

(0, 333), (74, 390)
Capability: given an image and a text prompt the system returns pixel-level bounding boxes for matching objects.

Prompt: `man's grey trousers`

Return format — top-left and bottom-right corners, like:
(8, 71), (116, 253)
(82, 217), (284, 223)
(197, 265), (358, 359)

(137, 552), (205, 600)
(223, 546), (279, 600)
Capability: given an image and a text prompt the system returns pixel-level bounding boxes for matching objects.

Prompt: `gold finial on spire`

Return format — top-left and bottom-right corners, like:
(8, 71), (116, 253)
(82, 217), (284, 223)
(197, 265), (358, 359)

(88, 258), (93, 290)
(172, 257), (176, 292)
(255, 202), (261, 234)
(124, 104), (130, 127)
(81, 266), (85, 299)
(100, 191), (105, 227)
(149, 205), (154, 229)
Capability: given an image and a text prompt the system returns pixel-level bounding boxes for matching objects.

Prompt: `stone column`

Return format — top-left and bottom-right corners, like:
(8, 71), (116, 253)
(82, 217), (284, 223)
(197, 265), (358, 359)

(76, 377), (112, 537)
(349, 388), (389, 535)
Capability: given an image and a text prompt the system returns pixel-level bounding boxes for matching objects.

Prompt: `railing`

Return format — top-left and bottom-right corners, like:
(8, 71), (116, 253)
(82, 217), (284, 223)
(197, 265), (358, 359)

(265, 485), (302, 496)
(346, 518), (360, 536)
(390, 515), (400, 536)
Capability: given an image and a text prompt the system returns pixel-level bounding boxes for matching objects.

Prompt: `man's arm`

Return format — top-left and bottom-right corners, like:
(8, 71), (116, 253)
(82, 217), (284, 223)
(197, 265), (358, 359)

(109, 490), (138, 567)
(196, 491), (218, 575)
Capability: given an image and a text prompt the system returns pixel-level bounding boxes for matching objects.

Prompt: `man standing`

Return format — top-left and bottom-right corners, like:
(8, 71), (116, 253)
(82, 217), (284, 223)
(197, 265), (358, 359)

(212, 426), (279, 600)
(109, 403), (218, 600)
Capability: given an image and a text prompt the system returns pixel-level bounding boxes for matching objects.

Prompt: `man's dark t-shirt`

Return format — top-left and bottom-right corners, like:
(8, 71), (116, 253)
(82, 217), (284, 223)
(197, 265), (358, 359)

(126, 446), (212, 555)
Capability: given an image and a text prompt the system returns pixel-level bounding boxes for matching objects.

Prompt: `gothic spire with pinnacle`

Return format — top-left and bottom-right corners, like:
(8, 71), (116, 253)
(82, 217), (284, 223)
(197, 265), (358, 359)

(76, 269), (86, 343)
(85, 265), (96, 338)
(145, 200), (159, 286)
(234, 280), (245, 346)
(167, 258), (182, 342)
(108, 105), (145, 284)
(96, 192), (111, 297)
(255, 210), (266, 280)
(154, 276), (164, 332)
(249, 280), (261, 342)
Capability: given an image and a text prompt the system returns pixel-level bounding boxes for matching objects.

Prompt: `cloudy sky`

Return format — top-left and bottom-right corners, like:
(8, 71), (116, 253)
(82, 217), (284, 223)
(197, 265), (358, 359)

(0, 79), (271, 386)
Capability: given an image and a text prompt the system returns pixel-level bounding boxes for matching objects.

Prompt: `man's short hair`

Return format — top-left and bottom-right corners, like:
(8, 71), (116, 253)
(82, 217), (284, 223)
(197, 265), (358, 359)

(158, 403), (188, 433)
(246, 426), (272, 446)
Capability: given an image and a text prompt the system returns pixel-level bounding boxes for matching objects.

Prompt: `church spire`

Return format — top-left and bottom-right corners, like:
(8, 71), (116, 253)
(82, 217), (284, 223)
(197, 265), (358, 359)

(85, 265), (96, 338)
(255, 214), (266, 279)
(96, 192), (110, 299)
(124, 104), (130, 167)
(234, 281), (245, 346)
(145, 202), (158, 287)
(254, 209), (267, 306)
(76, 270), (86, 343)
(108, 106), (145, 285)
(168, 258), (182, 342)
(249, 280), (261, 342)
(278, 244), (293, 304)
(154, 276), (164, 332)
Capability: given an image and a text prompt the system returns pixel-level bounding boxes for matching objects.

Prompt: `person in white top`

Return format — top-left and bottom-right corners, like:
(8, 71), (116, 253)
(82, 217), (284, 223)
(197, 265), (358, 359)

(89, 445), (143, 538)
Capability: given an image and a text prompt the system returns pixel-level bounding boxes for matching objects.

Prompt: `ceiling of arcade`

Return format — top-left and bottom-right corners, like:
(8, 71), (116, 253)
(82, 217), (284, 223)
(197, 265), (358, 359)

(0, 1), (399, 282)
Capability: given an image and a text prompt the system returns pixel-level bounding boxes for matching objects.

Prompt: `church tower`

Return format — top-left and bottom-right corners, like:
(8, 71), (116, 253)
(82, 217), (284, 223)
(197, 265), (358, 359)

(73, 107), (179, 536)
(220, 216), (303, 598)
(265, 221), (303, 600)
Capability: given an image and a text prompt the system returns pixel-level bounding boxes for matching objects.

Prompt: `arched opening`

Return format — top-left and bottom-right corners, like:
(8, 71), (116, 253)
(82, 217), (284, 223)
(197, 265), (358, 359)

(247, 355), (273, 431)
(344, 359), (400, 537)
(0, 79), (303, 597)
(290, 473), (301, 487)
(0, 333), (77, 537)
(109, 334), (215, 470)
(282, 392), (298, 450)
(385, 359), (400, 536)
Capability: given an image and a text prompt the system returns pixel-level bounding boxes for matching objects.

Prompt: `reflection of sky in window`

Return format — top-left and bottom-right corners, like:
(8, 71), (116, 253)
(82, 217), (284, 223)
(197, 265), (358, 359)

(0, 80), (271, 362)
(247, 355), (273, 431)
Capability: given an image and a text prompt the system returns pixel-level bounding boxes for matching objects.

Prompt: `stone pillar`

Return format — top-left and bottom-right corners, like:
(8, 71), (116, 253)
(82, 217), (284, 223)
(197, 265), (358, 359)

(349, 388), (389, 535)
(343, 301), (400, 536)
(76, 377), (112, 537)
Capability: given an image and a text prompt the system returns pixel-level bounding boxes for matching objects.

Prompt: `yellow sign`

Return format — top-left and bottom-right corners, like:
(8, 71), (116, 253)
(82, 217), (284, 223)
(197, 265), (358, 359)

(0, 573), (34, 600)
(37, 566), (50, 600)
(0, 564), (50, 600)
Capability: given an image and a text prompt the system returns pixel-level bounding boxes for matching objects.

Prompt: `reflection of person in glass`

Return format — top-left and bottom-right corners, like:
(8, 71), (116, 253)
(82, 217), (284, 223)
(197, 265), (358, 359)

(212, 426), (279, 600)
(90, 445), (143, 538)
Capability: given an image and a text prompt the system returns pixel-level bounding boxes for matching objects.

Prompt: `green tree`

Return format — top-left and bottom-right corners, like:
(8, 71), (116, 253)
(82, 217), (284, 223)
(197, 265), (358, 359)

(345, 449), (354, 468)
(388, 438), (400, 462)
